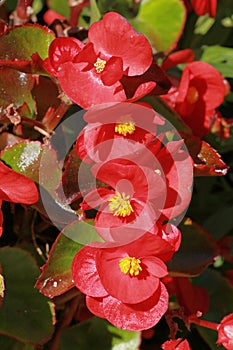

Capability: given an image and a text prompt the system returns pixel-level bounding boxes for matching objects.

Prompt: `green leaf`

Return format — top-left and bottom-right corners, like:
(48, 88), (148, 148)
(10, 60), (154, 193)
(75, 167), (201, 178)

(194, 269), (233, 349)
(60, 317), (141, 350)
(0, 247), (54, 344)
(132, 0), (186, 53)
(33, 0), (45, 15)
(90, 0), (101, 24)
(200, 45), (233, 78)
(0, 25), (55, 61)
(0, 335), (35, 350)
(48, 0), (70, 18)
(167, 219), (218, 276)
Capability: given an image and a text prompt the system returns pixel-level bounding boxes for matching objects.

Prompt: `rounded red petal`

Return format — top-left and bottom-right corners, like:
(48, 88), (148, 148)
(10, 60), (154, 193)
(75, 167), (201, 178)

(88, 12), (152, 76)
(0, 162), (38, 204)
(48, 37), (83, 73)
(102, 282), (168, 331)
(72, 246), (108, 298)
(86, 296), (105, 319)
(97, 251), (162, 304)
(58, 61), (126, 109)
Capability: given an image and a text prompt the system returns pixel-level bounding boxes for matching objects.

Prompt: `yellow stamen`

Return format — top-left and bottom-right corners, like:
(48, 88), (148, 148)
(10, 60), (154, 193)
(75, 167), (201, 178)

(108, 191), (134, 217)
(119, 257), (142, 276)
(94, 57), (106, 73)
(115, 121), (136, 136)
(186, 86), (199, 104)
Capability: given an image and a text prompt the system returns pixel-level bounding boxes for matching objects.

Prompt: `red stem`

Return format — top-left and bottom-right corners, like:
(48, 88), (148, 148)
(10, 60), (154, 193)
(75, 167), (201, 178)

(190, 317), (219, 331)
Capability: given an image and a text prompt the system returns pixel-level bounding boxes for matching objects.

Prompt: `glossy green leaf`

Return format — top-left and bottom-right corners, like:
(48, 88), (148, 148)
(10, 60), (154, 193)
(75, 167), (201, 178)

(194, 268), (233, 349)
(1, 140), (61, 191)
(0, 247), (54, 344)
(200, 45), (233, 78)
(132, 0), (186, 53)
(60, 317), (141, 350)
(168, 219), (218, 276)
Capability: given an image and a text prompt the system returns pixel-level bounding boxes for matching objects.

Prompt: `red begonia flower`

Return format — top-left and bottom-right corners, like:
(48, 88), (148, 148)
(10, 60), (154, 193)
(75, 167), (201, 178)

(54, 12), (153, 108)
(0, 161), (38, 236)
(217, 313), (233, 349)
(81, 159), (166, 242)
(163, 61), (225, 137)
(72, 233), (171, 330)
(162, 338), (191, 350)
(190, 0), (217, 17)
(76, 102), (164, 164)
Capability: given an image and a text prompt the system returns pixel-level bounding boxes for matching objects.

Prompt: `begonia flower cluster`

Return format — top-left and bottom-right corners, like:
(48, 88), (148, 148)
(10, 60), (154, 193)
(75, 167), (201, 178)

(71, 98), (193, 331)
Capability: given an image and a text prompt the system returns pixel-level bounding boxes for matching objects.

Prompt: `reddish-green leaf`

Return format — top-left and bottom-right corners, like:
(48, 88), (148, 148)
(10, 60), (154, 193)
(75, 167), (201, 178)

(0, 247), (55, 344)
(0, 24), (55, 61)
(194, 141), (229, 176)
(0, 68), (35, 115)
(168, 219), (219, 276)
(36, 220), (102, 298)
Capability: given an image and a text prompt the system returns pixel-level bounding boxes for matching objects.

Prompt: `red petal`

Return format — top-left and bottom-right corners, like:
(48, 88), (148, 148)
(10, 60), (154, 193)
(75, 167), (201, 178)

(0, 161), (38, 204)
(88, 12), (152, 76)
(58, 61), (126, 109)
(0, 201), (3, 237)
(86, 296), (105, 318)
(97, 250), (160, 304)
(191, 0), (217, 17)
(48, 37), (84, 73)
(101, 56), (123, 86)
(72, 246), (108, 298)
(102, 283), (168, 331)
(156, 140), (193, 219)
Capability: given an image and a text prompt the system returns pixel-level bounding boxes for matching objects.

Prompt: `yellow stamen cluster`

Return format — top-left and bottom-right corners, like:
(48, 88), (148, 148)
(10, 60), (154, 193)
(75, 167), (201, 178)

(94, 57), (106, 73)
(119, 257), (142, 276)
(186, 86), (199, 104)
(115, 121), (136, 136)
(108, 191), (134, 217)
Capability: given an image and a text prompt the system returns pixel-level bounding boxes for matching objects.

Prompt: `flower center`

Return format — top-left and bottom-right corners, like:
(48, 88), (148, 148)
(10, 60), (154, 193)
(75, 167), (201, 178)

(108, 191), (134, 217)
(115, 121), (136, 136)
(186, 86), (199, 104)
(119, 257), (142, 276)
(94, 57), (106, 73)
